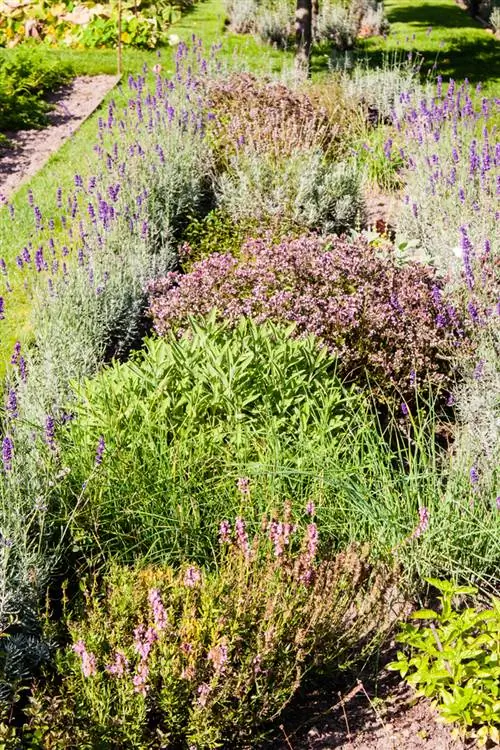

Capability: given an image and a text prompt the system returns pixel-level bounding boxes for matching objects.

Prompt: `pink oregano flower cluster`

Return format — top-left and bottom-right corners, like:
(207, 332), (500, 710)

(148, 234), (463, 397)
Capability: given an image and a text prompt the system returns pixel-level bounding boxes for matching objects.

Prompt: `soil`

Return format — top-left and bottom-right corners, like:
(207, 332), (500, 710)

(268, 660), (479, 750)
(0, 74), (119, 200)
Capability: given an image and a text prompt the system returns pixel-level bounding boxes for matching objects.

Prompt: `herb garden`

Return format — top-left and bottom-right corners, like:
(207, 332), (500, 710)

(0, 0), (498, 747)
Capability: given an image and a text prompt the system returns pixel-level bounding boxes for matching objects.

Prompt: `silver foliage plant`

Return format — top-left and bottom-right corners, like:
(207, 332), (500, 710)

(0, 43), (215, 699)
(218, 148), (362, 232)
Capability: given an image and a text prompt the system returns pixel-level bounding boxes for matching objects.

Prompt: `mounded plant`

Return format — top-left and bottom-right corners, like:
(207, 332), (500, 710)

(24, 512), (401, 749)
(148, 234), (465, 401)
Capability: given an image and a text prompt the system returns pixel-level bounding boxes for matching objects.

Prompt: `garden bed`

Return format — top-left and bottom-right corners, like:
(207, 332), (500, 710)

(0, 1), (498, 748)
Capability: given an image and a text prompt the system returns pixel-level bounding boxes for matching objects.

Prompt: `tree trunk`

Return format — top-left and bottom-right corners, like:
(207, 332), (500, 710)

(295, 0), (313, 77)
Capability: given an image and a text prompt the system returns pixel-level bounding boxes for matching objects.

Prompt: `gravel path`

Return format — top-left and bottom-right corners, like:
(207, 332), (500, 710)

(0, 74), (119, 200)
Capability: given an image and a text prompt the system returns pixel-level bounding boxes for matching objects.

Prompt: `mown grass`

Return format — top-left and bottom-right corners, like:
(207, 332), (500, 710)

(355, 0), (500, 96)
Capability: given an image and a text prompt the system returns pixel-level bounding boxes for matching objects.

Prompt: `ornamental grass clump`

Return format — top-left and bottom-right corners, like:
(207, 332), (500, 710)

(26, 511), (401, 749)
(148, 234), (464, 400)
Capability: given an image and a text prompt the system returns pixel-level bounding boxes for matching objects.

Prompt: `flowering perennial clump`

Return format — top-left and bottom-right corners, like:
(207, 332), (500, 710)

(44, 506), (400, 748)
(148, 233), (464, 398)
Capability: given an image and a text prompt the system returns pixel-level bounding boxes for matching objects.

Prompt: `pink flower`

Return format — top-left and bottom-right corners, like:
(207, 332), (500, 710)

(72, 640), (97, 678)
(207, 643), (228, 674)
(184, 565), (201, 587)
(105, 650), (128, 677)
(305, 501), (315, 516)
(237, 477), (250, 499)
(412, 507), (429, 538)
(197, 682), (210, 707)
(133, 660), (150, 696)
(219, 520), (231, 543)
(148, 588), (167, 631)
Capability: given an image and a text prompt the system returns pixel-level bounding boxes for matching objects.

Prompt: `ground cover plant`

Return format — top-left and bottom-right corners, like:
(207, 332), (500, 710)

(0, 1), (499, 745)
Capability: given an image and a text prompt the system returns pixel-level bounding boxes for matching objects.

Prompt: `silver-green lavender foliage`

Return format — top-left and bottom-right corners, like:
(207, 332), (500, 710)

(218, 148), (362, 232)
(0, 49), (215, 697)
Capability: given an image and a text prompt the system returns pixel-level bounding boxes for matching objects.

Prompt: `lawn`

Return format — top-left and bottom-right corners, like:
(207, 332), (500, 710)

(357, 0), (500, 95)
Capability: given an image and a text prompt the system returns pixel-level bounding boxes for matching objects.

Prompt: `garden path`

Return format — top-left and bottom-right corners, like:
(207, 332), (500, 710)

(0, 74), (118, 200)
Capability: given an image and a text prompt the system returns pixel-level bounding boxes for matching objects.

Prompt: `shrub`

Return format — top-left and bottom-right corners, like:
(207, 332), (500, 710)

(148, 234), (463, 399)
(26, 518), (401, 749)
(389, 579), (500, 747)
(57, 317), (364, 564)
(0, 47), (74, 132)
(392, 80), (497, 274)
(0, 44), (214, 701)
(217, 149), (362, 234)
(203, 73), (337, 163)
(314, 2), (358, 50)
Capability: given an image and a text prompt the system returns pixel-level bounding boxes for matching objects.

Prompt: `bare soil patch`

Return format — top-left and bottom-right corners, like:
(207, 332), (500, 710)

(0, 74), (119, 200)
(268, 663), (476, 750)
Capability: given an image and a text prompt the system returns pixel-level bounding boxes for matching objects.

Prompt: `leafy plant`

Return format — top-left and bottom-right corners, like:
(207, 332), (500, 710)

(0, 0), (199, 49)
(148, 233), (464, 400)
(57, 317), (364, 564)
(389, 579), (500, 746)
(0, 46), (73, 132)
(25, 516), (400, 748)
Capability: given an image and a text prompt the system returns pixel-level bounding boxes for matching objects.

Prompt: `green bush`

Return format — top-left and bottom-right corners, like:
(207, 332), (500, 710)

(24, 522), (400, 749)
(389, 579), (500, 747)
(0, 47), (74, 132)
(58, 317), (364, 565)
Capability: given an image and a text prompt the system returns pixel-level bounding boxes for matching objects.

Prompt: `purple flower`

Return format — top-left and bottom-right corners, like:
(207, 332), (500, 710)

(401, 402), (409, 416)
(459, 226), (475, 290)
(0, 297), (4, 320)
(95, 435), (105, 465)
(469, 466), (479, 485)
(6, 388), (18, 419)
(305, 500), (315, 516)
(496, 497), (500, 511)
(44, 415), (56, 451)
(2, 436), (13, 471)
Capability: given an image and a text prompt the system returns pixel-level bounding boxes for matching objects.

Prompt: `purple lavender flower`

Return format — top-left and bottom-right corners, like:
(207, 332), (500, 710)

(469, 466), (479, 485)
(6, 388), (18, 419)
(0, 297), (4, 320)
(44, 415), (56, 451)
(95, 435), (105, 465)
(2, 436), (13, 471)
(459, 226), (475, 290)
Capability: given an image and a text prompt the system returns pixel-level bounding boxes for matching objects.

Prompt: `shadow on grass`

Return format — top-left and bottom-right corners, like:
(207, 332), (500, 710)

(386, 0), (478, 29)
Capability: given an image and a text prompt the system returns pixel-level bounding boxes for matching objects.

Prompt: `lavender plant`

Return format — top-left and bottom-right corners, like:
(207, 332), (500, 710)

(0, 40), (216, 700)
